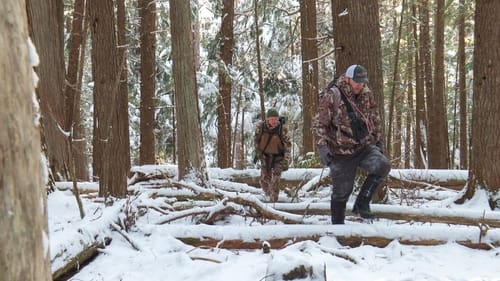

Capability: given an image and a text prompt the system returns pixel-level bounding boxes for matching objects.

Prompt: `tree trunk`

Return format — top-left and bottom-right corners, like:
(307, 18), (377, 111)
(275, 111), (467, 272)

(0, 1), (52, 278)
(386, 0), (405, 162)
(117, 0), (131, 174)
(139, 0), (157, 165)
(405, 46), (414, 168)
(457, 0), (500, 208)
(300, 0), (318, 156)
(89, 0), (127, 197)
(64, 0), (89, 181)
(430, 0), (449, 168)
(331, 0), (384, 128)
(74, 4), (90, 180)
(26, 0), (69, 180)
(419, 0), (435, 169)
(254, 0), (266, 119)
(412, 3), (426, 169)
(457, 0), (468, 170)
(192, 0), (201, 70)
(217, 0), (234, 168)
(169, 0), (210, 185)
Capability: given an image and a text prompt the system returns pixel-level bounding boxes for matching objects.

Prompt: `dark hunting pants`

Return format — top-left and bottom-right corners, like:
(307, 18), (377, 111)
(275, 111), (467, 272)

(328, 145), (391, 203)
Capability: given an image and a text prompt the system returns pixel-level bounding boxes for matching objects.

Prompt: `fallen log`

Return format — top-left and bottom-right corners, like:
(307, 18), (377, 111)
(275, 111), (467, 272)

(52, 238), (111, 281)
(129, 166), (468, 192)
(163, 224), (500, 250)
(272, 202), (500, 228)
(50, 202), (124, 280)
(149, 198), (500, 229)
(386, 176), (466, 191)
(387, 169), (467, 190)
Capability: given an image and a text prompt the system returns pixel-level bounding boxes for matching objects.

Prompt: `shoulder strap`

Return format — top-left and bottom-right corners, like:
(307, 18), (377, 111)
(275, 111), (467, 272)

(277, 122), (284, 145)
(337, 86), (357, 120)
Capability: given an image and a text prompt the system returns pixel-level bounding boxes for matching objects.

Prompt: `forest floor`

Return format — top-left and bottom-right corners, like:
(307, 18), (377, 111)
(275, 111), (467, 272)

(49, 166), (500, 281)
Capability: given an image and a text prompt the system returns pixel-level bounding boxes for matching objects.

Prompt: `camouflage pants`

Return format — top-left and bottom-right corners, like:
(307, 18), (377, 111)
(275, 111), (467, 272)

(259, 155), (283, 202)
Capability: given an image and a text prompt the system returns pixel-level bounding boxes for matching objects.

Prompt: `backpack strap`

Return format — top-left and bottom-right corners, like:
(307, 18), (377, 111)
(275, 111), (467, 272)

(337, 86), (357, 120)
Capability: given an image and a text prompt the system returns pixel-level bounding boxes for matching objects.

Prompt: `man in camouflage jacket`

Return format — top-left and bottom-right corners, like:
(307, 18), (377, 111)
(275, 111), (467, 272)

(254, 108), (292, 202)
(312, 65), (391, 224)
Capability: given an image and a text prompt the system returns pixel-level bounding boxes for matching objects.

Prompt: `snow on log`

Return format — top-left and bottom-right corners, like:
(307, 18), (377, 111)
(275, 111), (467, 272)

(128, 166), (467, 191)
(162, 223), (500, 250)
(50, 202), (123, 280)
(271, 202), (500, 228)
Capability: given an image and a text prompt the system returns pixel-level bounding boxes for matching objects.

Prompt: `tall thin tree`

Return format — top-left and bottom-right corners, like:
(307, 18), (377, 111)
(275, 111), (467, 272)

(254, 0), (266, 119)
(386, 0), (406, 161)
(429, 0), (449, 168)
(419, 0), (438, 168)
(169, 0), (210, 185)
(116, 0), (131, 176)
(300, 0), (319, 155)
(457, 0), (468, 169)
(412, 3), (426, 168)
(64, 0), (88, 181)
(89, 0), (127, 197)
(217, 0), (234, 168)
(139, 0), (157, 165)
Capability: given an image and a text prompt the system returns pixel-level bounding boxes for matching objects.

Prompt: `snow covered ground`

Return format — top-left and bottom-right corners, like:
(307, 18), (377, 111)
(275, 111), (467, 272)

(48, 167), (500, 281)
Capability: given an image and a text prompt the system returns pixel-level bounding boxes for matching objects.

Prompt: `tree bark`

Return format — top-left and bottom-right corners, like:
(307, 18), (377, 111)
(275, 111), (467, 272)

(419, 0), (435, 169)
(430, 0), (449, 168)
(169, 0), (210, 185)
(300, 0), (318, 156)
(254, 0), (266, 119)
(26, 0), (69, 180)
(89, 0), (127, 197)
(404, 40), (414, 168)
(0, 1), (52, 278)
(217, 0), (234, 168)
(386, 0), (405, 162)
(412, 3), (426, 169)
(117, 0), (131, 175)
(458, 0), (500, 208)
(139, 0), (157, 165)
(457, 0), (468, 170)
(331, 0), (384, 128)
(64, 0), (88, 181)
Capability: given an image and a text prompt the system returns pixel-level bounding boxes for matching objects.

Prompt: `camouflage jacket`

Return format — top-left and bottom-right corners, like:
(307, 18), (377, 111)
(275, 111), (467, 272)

(254, 120), (291, 159)
(312, 76), (383, 155)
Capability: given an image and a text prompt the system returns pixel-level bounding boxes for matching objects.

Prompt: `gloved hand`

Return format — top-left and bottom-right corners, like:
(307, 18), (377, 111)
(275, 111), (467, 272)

(375, 141), (385, 154)
(280, 159), (289, 171)
(317, 144), (332, 166)
(253, 149), (263, 164)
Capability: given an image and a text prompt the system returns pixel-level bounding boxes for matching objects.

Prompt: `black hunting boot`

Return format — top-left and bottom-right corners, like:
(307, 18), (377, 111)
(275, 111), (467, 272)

(331, 201), (346, 224)
(353, 175), (383, 219)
